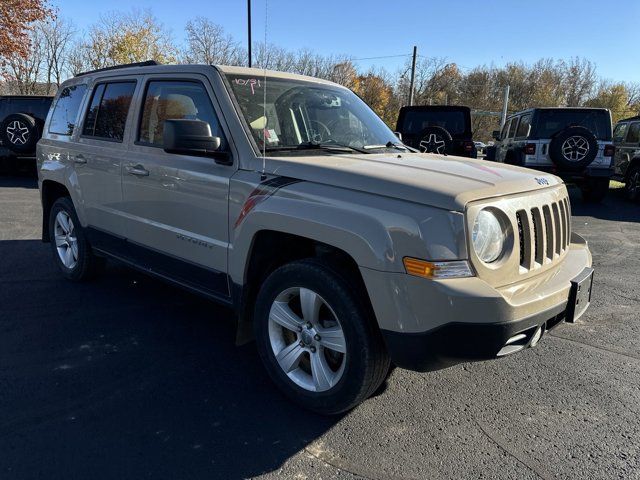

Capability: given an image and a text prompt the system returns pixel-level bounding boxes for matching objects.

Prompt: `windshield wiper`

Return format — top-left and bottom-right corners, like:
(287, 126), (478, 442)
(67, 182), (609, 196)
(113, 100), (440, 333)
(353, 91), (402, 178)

(362, 141), (408, 151)
(265, 142), (369, 154)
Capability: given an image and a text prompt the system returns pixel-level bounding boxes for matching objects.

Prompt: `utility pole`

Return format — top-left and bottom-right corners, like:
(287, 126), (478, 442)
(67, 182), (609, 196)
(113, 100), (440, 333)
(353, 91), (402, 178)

(500, 85), (510, 127)
(408, 45), (417, 106)
(247, 0), (252, 68)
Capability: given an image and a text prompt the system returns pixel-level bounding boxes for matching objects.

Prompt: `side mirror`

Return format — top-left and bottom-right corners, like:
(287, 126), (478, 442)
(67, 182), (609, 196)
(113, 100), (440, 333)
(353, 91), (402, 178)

(163, 119), (231, 165)
(492, 130), (501, 140)
(394, 131), (402, 141)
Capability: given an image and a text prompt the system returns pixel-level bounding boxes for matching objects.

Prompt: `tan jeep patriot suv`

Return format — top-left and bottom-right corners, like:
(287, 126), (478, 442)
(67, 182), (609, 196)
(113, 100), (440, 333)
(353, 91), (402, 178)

(37, 62), (594, 414)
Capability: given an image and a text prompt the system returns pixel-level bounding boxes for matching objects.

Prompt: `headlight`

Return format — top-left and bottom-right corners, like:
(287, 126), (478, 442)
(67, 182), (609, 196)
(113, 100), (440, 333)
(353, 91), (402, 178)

(472, 209), (505, 263)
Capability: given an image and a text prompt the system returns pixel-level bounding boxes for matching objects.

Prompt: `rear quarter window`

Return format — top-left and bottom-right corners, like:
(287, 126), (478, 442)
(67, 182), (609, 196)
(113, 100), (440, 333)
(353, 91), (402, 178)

(48, 85), (88, 136)
(534, 110), (612, 140)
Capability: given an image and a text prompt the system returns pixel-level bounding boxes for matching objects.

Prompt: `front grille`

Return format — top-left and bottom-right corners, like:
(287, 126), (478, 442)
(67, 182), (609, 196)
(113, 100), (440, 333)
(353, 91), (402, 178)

(516, 195), (571, 271)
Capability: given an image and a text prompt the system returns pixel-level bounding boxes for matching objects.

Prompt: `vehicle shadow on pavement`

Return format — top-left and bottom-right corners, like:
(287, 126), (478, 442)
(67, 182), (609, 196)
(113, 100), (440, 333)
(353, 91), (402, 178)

(0, 173), (38, 189)
(0, 239), (339, 479)
(569, 186), (640, 223)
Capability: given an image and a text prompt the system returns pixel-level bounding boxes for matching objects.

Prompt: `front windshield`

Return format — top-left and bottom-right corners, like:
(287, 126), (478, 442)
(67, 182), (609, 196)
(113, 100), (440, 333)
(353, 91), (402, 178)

(225, 74), (401, 153)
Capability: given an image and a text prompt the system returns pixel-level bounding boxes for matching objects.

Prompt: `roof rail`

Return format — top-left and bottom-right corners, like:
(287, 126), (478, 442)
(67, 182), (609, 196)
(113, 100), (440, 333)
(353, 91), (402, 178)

(75, 60), (161, 78)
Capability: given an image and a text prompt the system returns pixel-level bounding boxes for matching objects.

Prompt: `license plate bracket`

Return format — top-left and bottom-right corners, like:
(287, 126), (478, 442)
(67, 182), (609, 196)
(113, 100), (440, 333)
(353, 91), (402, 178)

(567, 267), (594, 323)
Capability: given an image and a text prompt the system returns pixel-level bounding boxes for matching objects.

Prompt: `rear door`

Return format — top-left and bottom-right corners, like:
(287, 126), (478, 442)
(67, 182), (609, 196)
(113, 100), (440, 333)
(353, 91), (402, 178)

(73, 77), (140, 237)
(119, 74), (237, 297)
(619, 122), (640, 177)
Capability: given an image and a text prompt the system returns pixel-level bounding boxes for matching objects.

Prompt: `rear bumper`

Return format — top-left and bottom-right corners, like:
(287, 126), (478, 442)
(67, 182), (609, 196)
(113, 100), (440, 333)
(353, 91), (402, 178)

(528, 165), (614, 180)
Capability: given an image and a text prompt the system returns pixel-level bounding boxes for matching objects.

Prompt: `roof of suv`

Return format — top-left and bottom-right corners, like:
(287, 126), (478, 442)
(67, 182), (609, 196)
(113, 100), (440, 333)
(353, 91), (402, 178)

(618, 115), (640, 123)
(71, 61), (336, 86)
(399, 105), (471, 113)
(508, 106), (610, 117)
(0, 95), (53, 100)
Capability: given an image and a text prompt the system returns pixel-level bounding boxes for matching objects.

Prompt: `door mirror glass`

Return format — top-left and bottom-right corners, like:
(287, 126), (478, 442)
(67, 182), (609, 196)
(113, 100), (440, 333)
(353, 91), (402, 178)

(163, 119), (229, 162)
(492, 130), (501, 140)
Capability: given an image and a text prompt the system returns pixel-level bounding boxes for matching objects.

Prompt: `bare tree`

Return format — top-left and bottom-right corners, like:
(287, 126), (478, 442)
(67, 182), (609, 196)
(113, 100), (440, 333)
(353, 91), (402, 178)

(562, 57), (597, 106)
(40, 17), (76, 92)
(4, 26), (46, 94)
(183, 17), (244, 65)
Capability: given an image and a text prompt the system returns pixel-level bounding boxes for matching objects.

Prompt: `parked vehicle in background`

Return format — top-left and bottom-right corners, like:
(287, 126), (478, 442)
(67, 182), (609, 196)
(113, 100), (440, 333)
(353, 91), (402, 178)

(395, 105), (477, 158)
(474, 141), (487, 153)
(38, 63), (594, 414)
(491, 107), (615, 202)
(612, 116), (640, 201)
(0, 96), (53, 164)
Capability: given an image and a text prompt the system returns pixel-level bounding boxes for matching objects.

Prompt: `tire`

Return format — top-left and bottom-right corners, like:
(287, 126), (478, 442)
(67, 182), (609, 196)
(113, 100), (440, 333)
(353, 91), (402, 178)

(580, 177), (609, 203)
(624, 164), (640, 202)
(417, 126), (453, 155)
(253, 259), (390, 415)
(548, 126), (598, 171)
(0, 113), (38, 154)
(48, 197), (102, 281)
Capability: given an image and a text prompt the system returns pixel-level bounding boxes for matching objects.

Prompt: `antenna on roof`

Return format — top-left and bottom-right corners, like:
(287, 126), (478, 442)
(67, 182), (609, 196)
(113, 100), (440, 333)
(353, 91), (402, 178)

(260, 0), (268, 180)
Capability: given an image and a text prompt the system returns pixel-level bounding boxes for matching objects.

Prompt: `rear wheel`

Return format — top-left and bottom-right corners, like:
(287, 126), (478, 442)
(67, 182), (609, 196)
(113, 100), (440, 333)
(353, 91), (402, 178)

(49, 197), (102, 281)
(254, 259), (390, 415)
(580, 177), (609, 203)
(624, 165), (640, 202)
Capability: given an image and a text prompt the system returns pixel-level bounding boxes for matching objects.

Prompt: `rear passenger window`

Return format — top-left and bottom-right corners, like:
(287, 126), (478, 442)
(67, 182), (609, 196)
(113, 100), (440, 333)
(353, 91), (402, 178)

(508, 117), (519, 138)
(49, 85), (87, 135)
(82, 81), (136, 141)
(516, 114), (531, 138)
(138, 80), (224, 147)
(626, 123), (640, 144)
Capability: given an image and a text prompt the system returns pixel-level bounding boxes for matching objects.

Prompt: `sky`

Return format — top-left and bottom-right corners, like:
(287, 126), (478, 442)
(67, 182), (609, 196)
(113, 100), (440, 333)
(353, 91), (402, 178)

(52, 0), (640, 83)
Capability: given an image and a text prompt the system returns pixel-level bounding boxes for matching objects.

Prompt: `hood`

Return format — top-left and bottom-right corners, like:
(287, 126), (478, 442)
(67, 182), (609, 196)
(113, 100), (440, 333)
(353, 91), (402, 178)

(262, 152), (563, 211)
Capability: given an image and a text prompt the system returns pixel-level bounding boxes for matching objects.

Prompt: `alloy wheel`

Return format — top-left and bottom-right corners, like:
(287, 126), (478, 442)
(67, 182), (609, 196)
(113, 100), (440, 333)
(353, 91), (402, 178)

(419, 133), (446, 154)
(561, 136), (589, 162)
(268, 287), (347, 392)
(6, 120), (30, 145)
(54, 211), (79, 269)
(627, 170), (640, 200)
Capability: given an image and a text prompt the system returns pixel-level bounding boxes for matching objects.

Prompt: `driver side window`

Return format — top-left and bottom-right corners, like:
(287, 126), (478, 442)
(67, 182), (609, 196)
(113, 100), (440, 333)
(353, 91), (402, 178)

(138, 80), (224, 148)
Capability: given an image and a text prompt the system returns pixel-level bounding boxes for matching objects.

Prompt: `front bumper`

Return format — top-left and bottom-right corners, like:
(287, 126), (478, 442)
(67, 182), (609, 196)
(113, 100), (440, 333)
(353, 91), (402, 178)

(361, 233), (593, 372)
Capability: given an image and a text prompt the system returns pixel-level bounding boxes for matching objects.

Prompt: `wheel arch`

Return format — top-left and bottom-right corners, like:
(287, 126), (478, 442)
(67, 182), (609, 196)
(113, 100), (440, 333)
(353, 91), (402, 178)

(233, 229), (377, 345)
(41, 180), (72, 242)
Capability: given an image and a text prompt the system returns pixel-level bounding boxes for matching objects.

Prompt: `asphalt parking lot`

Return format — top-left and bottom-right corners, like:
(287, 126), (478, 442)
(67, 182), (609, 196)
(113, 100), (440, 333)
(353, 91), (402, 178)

(1, 172), (639, 480)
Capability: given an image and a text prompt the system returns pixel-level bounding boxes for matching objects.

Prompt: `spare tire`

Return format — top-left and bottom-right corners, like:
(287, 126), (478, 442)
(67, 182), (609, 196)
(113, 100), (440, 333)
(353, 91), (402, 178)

(0, 113), (38, 154)
(418, 126), (452, 154)
(548, 126), (598, 170)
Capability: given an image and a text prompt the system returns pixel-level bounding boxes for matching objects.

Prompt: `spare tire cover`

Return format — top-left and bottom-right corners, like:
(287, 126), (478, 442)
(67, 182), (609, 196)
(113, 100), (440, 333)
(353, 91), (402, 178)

(548, 126), (598, 170)
(0, 113), (38, 154)
(418, 126), (453, 154)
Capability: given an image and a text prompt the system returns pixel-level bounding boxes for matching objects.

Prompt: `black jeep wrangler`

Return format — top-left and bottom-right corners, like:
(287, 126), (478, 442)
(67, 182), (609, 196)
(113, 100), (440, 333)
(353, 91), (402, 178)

(0, 95), (53, 165)
(395, 105), (477, 158)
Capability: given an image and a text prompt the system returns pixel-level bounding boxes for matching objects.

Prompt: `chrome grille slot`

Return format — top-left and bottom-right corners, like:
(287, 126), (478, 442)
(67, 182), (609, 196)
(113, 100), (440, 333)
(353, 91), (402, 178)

(551, 202), (562, 256)
(542, 204), (554, 261)
(531, 207), (544, 265)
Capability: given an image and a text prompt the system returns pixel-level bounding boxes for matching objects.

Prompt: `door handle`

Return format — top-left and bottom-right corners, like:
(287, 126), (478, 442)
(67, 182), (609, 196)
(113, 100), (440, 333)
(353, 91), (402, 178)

(74, 154), (87, 164)
(126, 165), (150, 177)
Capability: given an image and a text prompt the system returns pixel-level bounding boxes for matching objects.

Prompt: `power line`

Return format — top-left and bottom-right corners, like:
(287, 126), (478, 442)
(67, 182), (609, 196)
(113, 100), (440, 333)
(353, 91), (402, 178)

(351, 54), (413, 62)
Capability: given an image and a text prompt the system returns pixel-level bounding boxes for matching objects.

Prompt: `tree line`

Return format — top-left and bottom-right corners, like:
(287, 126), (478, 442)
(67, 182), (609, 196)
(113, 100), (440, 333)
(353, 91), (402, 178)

(1, 8), (639, 141)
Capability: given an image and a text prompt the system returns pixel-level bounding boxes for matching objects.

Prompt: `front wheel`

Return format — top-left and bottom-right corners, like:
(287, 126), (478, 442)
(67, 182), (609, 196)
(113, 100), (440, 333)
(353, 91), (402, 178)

(253, 259), (390, 415)
(49, 197), (102, 281)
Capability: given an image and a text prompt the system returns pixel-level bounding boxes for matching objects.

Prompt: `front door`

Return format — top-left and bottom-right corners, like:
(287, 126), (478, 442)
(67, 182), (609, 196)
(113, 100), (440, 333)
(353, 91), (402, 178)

(120, 75), (236, 298)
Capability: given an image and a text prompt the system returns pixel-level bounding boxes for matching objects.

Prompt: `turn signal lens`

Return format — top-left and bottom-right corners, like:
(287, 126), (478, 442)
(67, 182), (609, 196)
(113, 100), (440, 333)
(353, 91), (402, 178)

(403, 258), (473, 279)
